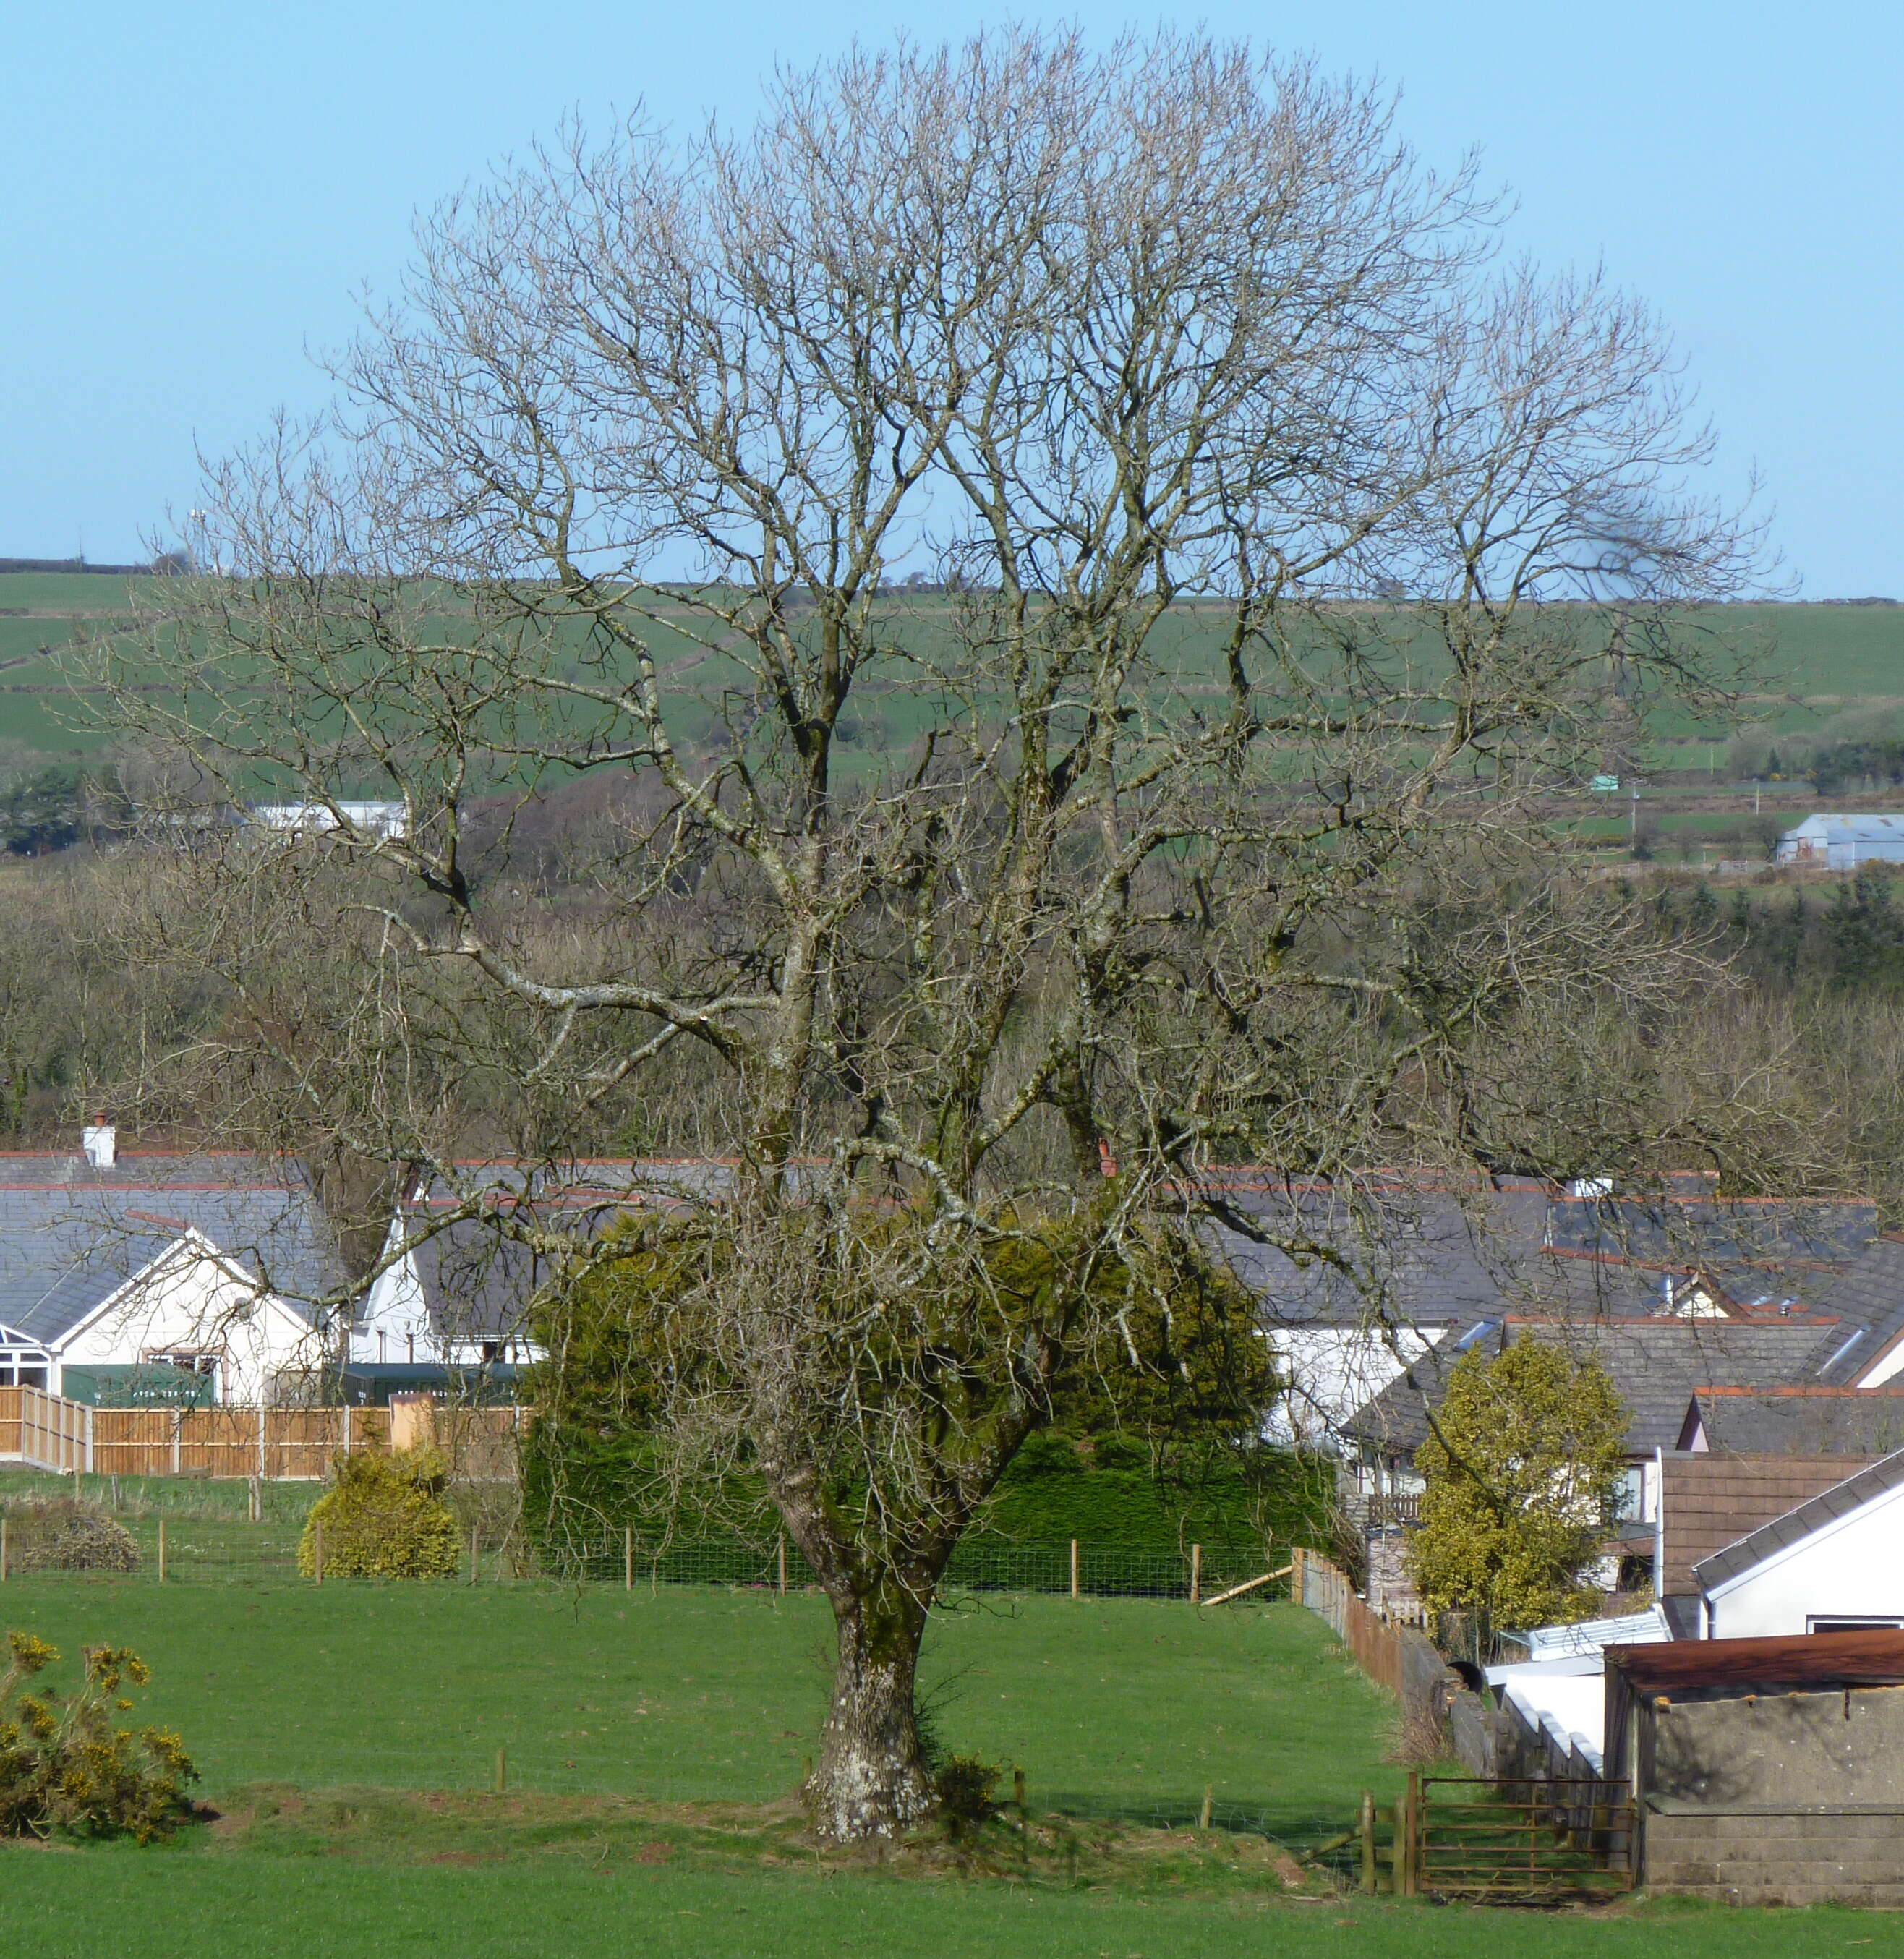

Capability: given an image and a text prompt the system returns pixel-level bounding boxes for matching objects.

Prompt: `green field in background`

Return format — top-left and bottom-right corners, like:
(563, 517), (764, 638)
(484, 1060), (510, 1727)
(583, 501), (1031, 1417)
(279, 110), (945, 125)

(4, 576), (1903, 786)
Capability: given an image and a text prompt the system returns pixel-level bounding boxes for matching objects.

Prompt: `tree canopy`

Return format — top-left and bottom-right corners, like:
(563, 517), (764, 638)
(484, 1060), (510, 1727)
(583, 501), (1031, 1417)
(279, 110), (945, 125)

(1406, 1338), (1629, 1631)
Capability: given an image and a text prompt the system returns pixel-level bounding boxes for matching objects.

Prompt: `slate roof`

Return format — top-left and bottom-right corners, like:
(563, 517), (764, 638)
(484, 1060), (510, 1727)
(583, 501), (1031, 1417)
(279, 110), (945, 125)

(0, 1153), (346, 1344)
(1204, 1177), (1873, 1336)
(1694, 1447), (1904, 1592)
(1349, 1315), (1848, 1459)
(400, 1218), (558, 1341)
(1813, 1234), (1904, 1383)
(1680, 1386), (1904, 1456)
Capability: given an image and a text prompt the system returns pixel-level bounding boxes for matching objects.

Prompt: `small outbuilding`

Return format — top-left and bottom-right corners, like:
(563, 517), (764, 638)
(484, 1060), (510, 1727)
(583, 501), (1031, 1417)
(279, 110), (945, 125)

(1605, 1629), (1904, 1905)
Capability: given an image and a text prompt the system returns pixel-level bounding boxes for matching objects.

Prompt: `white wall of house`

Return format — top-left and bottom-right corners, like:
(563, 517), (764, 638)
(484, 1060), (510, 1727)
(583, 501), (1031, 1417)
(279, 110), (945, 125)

(1263, 1324), (1450, 1448)
(53, 1234), (324, 1404)
(351, 1224), (542, 1367)
(351, 1229), (435, 1365)
(1702, 1480), (1904, 1638)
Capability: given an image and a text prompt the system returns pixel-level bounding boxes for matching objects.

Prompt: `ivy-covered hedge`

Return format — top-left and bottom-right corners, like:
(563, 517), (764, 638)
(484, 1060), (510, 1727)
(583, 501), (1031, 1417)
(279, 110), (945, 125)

(522, 1419), (1332, 1569)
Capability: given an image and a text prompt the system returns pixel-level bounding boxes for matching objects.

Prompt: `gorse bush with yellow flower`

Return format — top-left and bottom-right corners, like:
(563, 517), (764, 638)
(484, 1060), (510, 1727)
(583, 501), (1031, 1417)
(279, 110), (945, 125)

(0, 1631), (198, 1840)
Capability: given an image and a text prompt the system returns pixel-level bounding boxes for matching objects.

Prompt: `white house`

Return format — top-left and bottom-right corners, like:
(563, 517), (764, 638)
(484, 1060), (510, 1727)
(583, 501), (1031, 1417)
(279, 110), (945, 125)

(1695, 1449), (1904, 1638)
(43, 1229), (324, 1404)
(351, 1211), (547, 1370)
(0, 1133), (343, 1405)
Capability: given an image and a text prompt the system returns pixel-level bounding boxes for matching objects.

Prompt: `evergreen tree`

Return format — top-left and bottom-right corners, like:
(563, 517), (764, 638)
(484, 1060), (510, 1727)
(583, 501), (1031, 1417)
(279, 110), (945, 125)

(1405, 1339), (1628, 1631)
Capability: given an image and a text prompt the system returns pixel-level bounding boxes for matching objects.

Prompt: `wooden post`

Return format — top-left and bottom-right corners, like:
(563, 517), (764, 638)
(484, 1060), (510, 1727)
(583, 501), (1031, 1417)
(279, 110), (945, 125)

(1069, 1538), (1079, 1600)
(1402, 1770), (1421, 1898)
(1, 1515), (8, 1581)
(85, 1403), (95, 1475)
(341, 1400), (352, 1455)
(494, 1745), (507, 1794)
(158, 1518), (167, 1584)
(1199, 1784), (1213, 1832)
(469, 1524), (480, 1584)
(1012, 1767), (1026, 1811)
(314, 1517), (324, 1584)
(777, 1532), (787, 1595)
(1293, 1545), (1307, 1606)
(623, 1526), (634, 1592)
(1189, 1542), (1202, 1605)
(1359, 1789), (1376, 1894)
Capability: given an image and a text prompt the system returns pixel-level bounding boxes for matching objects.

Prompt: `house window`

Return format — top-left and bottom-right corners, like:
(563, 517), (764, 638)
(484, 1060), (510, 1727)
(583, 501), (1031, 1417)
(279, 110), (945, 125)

(142, 1351), (219, 1377)
(1807, 1616), (1904, 1634)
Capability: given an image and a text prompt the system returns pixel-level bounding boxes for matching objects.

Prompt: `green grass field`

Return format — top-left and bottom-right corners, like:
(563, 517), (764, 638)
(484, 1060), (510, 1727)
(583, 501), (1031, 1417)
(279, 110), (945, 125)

(7, 573), (1904, 782)
(0, 1845), (1871, 1959)
(0, 1581), (1878, 1955)
(0, 1584), (1390, 1828)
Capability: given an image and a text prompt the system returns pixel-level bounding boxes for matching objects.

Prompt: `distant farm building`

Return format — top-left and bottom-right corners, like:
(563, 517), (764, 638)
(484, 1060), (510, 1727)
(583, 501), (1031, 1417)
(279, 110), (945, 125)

(1775, 813), (1904, 868)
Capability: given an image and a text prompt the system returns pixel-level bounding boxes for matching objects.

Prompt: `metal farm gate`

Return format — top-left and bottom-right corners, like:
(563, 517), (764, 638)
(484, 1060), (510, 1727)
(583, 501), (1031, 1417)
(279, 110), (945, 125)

(1412, 1775), (1636, 1902)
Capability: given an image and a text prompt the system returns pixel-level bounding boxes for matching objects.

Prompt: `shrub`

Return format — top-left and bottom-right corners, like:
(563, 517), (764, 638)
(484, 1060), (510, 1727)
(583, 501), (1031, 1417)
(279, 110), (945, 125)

(3, 1500), (140, 1574)
(298, 1448), (461, 1579)
(0, 1632), (197, 1841)
(933, 1753), (1002, 1825)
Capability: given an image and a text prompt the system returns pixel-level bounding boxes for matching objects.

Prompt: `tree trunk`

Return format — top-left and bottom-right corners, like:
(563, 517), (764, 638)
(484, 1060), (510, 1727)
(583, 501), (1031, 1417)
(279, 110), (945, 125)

(805, 1574), (936, 1843)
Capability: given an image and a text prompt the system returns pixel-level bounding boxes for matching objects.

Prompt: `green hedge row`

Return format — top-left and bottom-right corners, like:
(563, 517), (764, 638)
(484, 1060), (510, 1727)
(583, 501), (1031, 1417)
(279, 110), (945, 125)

(522, 1422), (1333, 1566)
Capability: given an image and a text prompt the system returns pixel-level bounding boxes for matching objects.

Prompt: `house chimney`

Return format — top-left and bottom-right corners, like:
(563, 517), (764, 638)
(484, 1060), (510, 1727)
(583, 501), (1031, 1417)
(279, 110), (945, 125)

(81, 1116), (115, 1169)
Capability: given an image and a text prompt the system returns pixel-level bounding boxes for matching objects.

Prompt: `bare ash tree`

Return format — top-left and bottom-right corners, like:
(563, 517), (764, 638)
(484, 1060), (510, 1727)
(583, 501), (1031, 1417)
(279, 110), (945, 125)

(92, 31), (1764, 1839)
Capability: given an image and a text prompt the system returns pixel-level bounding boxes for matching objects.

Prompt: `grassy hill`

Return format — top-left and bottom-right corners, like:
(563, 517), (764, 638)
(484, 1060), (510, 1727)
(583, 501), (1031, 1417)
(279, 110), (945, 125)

(4, 572), (1901, 793)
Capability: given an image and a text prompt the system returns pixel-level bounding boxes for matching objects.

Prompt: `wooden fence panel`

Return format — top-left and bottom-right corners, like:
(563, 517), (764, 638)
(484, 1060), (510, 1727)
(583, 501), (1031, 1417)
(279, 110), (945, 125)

(91, 1409), (175, 1477)
(0, 1391), (516, 1480)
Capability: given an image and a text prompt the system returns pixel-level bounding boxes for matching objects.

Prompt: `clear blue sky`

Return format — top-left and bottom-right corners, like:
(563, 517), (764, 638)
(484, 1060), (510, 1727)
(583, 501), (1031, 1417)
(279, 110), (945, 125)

(5, 1), (1898, 593)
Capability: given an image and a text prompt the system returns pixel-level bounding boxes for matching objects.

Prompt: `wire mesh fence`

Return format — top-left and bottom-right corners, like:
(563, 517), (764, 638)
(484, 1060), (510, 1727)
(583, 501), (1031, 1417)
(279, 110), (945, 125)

(542, 1532), (1285, 1601)
(0, 1474), (1287, 1602)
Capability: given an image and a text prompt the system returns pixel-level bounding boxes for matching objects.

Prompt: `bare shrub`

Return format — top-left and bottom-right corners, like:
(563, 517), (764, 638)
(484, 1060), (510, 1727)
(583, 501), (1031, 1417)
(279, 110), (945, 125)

(4, 1501), (140, 1574)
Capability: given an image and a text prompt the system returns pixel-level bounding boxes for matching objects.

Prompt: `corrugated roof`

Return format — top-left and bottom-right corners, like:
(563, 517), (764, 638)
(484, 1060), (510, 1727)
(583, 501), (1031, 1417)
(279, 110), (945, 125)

(1693, 1447), (1904, 1592)
(1782, 814), (1904, 840)
(1608, 1626), (1904, 1694)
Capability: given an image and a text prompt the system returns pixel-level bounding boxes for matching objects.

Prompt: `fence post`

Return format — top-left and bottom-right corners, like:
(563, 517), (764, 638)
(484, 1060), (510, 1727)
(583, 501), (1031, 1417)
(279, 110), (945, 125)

(624, 1526), (634, 1592)
(1, 1515), (7, 1581)
(1199, 1783), (1213, 1831)
(1190, 1542), (1202, 1606)
(469, 1524), (480, 1585)
(85, 1403), (95, 1475)
(777, 1532), (787, 1595)
(1069, 1539), (1080, 1600)
(158, 1518), (167, 1584)
(341, 1400), (352, 1456)
(171, 1411), (181, 1477)
(495, 1745), (507, 1793)
(1359, 1789), (1376, 1893)
(1401, 1770), (1421, 1898)
(1293, 1545), (1307, 1608)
